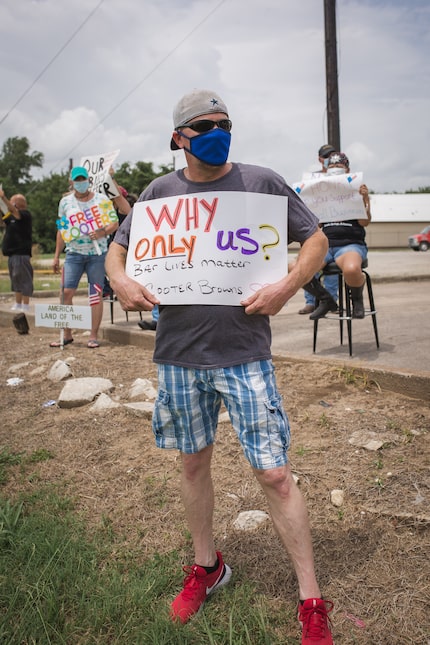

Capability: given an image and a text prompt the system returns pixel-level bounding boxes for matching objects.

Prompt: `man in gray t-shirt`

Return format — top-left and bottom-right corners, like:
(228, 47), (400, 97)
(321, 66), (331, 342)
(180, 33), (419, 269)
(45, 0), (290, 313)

(107, 90), (334, 643)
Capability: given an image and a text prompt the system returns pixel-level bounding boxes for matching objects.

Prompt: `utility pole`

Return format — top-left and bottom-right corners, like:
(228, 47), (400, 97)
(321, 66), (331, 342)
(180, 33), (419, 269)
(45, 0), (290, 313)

(324, 0), (341, 150)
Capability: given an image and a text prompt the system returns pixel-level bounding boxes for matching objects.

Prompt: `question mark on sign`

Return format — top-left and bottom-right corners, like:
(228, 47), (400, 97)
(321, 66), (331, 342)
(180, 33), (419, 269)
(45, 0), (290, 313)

(259, 224), (280, 260)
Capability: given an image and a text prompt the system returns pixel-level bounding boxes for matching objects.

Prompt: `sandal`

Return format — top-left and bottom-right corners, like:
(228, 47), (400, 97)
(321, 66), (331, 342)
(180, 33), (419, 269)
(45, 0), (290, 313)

(49, 338), (73, 348)
(87, 339), (100, 349)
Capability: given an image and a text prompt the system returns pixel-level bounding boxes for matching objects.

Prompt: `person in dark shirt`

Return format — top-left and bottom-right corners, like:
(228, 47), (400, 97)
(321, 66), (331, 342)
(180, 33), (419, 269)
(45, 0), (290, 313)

(0, 189), (33, 312)
(306, 152), (371, 319)
(106, 89), (334, 644)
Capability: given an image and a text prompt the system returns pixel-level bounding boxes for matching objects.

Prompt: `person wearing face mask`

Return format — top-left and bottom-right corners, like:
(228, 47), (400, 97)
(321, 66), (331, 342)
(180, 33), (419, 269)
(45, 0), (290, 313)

(106, 89), (334, 644)
(49, 166), (121, 348)
(303, 152), (371, 319)
(317, 144), (336, 174)
(0, 188), (33, 312)
(298, 144), (338, 315)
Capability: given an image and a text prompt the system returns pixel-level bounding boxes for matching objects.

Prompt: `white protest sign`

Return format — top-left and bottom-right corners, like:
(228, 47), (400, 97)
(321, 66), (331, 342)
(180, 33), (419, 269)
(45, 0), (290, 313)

(0, 184), (9, 215)
(293, 172), (367, 223)
(80, 150), (120, 199)
(56, 194), (118, 245)
(126, 191), (288, 305)
(35, 303), (92, 329)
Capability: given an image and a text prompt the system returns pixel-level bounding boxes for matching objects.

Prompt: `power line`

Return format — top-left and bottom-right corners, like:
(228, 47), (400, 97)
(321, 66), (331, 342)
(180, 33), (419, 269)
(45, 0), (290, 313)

(50, 0), (227, 174)
(0, 0), (105, 127)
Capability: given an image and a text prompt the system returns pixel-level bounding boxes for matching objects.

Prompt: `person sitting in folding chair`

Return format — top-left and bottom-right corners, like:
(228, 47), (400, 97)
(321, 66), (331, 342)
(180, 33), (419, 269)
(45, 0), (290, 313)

(303, 152), (371, 320)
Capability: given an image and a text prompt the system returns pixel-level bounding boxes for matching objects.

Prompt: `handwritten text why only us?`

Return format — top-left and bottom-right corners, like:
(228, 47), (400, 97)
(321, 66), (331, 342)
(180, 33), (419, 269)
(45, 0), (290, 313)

(133, 197), (278, 264)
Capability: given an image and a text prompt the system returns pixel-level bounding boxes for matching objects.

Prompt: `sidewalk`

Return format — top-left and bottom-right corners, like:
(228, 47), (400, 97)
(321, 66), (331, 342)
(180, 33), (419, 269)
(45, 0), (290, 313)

(1, 250), (429, 380)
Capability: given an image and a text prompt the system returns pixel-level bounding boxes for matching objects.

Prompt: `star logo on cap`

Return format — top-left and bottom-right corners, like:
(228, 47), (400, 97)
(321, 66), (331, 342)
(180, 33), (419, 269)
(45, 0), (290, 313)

(210, 98), (219, 107)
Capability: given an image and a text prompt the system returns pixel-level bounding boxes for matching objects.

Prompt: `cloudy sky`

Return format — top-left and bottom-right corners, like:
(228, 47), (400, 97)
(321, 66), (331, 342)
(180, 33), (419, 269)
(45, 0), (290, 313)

(1, 0), (429, 193)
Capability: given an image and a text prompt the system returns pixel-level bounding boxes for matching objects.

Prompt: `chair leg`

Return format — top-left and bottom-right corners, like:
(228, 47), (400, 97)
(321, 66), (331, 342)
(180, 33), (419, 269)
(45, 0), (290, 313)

(313, 267), (379, 357)
(344, 279), (354, 356)
(338, 274), (344, 346)
(313, 319), (318, 353)
(364, 271), (380, 349)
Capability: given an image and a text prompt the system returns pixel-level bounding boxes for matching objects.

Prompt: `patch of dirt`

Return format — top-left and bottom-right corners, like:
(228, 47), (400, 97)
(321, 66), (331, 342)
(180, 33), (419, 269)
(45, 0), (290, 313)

(1, 325), (429, 644)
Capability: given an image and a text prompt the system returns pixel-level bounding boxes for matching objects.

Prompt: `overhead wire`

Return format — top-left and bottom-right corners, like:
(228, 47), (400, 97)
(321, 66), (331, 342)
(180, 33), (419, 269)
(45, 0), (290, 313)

(49, 0), (228, 174)
(0, 0), (105, 127)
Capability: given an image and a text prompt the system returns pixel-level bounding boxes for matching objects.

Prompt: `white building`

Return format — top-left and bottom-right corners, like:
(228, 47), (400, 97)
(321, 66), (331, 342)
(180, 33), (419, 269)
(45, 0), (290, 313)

(367, 194), (430, 248)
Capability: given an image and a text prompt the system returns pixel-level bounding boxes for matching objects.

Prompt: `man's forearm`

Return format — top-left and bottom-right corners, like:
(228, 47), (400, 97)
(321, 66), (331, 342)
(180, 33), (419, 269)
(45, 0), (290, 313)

(105, 242), (127, 287)
(290, 229), (328, 290)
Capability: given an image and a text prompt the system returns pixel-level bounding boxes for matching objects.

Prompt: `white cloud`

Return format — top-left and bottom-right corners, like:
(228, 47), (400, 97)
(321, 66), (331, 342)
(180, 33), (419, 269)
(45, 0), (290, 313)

(0, 0), (429, 192)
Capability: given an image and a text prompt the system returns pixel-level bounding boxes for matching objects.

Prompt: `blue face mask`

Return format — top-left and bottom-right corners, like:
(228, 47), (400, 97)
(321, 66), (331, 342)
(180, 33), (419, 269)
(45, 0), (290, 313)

(179, 128), (231, 166)
(73, 180), (90, 194)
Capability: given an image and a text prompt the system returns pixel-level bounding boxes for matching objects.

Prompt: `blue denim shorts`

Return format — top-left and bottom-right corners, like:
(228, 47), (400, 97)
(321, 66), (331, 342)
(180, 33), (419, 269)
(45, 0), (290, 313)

(152, 360), (291, 470)
(63, 252), (106, 289)
(324, 244), (367, 264)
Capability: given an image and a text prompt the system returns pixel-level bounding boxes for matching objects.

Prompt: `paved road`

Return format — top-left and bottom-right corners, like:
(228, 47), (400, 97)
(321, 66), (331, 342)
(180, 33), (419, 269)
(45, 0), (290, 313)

(102, 250), (430, 375)
(1, 250), (429, 376)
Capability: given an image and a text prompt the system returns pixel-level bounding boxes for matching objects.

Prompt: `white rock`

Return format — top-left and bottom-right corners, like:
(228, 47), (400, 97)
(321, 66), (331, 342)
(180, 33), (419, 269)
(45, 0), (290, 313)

(348, 430), (397, 451)
(129, 378), (157, 400)
(58, 377), (114, 408)
(233, 510), (270, 531)
(330, 489), (344, 507)
(48, 360), (72, 382)
(123, 401), (154, 418)
(8, 362), (30, 374)
(29, 365), (46, 376)
(91, 393), (122, 411)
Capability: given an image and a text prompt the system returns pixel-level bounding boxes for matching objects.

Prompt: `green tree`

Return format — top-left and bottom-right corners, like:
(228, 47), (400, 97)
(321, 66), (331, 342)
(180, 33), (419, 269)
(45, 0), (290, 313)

(0, 136), (43, 194)
(113, 161), (173, 196)
(405, 186), (430, 193)
(0, 139), (173, 253)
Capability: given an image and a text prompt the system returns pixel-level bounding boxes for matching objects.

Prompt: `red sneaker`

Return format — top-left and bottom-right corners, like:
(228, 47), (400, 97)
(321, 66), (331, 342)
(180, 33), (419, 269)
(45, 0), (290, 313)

(170, 551), (232, 624)
(298, 598), (334, 644)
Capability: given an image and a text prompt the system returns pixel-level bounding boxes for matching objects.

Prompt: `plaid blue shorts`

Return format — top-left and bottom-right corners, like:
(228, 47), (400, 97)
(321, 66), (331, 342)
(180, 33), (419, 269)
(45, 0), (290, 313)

(152, 360), (290, 470)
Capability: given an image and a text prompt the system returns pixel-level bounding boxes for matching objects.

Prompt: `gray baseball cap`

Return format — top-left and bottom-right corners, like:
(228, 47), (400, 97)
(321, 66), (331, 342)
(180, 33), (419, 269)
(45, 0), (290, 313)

(170, 89), (229, 150)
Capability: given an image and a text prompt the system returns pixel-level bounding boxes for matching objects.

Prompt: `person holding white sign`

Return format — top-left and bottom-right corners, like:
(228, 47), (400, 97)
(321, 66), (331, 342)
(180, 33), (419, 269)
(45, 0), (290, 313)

(107, 90), (334, 643)
(49, 166), (119, 348)
(307, 152), (371, 320)
(298, 144), (337, 315)
(0, 188), (33, 312)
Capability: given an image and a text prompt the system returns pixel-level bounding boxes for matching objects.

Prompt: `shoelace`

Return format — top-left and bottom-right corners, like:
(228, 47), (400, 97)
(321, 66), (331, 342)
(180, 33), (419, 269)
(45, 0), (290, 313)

(180, 565), (204, 600)
(302, 601), (333, 638)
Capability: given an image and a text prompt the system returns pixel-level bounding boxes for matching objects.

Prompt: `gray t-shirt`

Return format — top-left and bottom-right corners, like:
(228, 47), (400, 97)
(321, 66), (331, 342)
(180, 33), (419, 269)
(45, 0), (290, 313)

(114, 162), (318, 368)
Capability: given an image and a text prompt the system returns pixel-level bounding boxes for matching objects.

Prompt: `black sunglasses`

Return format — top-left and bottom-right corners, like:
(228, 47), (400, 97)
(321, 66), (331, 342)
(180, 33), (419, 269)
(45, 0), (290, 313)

(179, 118), (232, 133)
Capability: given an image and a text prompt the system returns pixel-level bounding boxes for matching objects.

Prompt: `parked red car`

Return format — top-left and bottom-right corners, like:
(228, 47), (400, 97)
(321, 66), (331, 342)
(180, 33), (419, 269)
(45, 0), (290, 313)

(408, 225), (430, 251)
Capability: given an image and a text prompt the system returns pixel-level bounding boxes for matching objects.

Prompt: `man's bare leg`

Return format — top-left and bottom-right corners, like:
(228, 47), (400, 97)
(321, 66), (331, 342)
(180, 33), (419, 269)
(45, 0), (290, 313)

(254, 463), (321, 600)
(180, 445), (216, 567)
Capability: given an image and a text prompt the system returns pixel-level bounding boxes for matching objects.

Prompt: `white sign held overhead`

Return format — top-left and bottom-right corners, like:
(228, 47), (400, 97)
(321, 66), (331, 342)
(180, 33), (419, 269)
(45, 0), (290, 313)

(79, 150), (120, 199)
(0, 184), (9, 215)
(293, 173), (367, 223)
